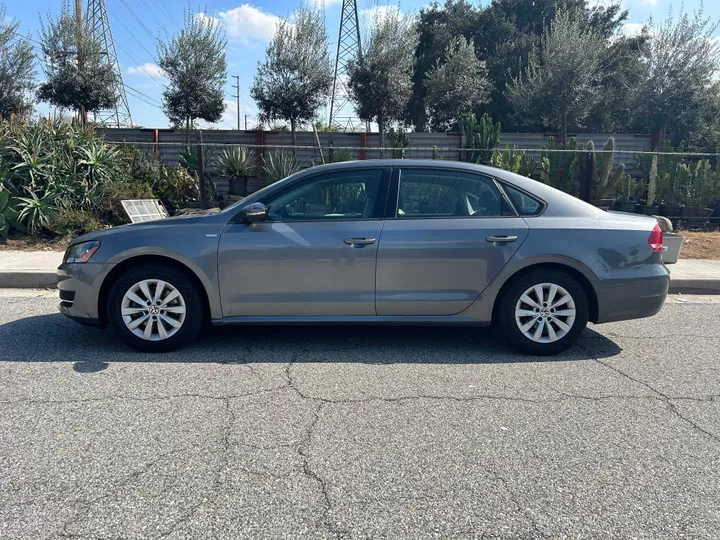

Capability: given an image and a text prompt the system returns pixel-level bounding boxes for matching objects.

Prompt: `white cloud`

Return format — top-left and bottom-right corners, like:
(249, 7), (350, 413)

(216, 4), (283, 42)
(621, 22), (645, 37)
(638, 0), (659, 6)
(126, 63), (166, 79)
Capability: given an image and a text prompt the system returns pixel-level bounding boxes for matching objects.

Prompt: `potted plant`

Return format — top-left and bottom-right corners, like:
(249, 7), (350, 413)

(676, 159), (716, 218)
(640, 156), (660, 215)
(219, 147), (256, 196)
(613, 174), (639, 213)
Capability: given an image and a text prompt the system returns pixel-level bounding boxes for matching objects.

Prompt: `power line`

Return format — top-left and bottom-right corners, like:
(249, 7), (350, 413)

(114, 0), (159, 43)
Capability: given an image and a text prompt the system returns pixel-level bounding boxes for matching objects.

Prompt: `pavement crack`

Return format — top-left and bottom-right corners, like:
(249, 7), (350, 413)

(298, 401), (350, 539)
(577, 342), (720, 445)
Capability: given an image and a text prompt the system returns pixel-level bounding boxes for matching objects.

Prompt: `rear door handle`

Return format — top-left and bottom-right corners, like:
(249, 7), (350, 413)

(486, 235), (518, 244)
(343, 237), (376, 246)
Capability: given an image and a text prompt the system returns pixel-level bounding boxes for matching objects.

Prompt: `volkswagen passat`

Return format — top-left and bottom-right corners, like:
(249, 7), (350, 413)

(58, 160), (669, 355)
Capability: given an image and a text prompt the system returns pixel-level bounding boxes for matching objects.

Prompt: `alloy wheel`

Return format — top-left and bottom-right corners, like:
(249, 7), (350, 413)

(121, 279), (187, 341)
(514, 283), (576, 343)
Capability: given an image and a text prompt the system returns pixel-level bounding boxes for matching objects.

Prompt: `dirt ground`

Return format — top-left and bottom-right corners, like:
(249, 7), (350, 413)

(2, 230), (719, 259)
(679, 232), (720, 260)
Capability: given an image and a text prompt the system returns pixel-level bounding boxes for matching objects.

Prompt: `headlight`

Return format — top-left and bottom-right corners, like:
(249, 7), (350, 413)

(64, 241), (101, 263)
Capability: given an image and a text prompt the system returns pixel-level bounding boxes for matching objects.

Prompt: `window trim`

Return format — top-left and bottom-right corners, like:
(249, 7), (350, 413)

(496, 180), (547, 217)
(387, 166), (520, 220)
(254, 167), (392, 224)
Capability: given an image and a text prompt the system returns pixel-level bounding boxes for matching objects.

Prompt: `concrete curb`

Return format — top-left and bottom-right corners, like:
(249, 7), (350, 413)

(668, 279), (720, 295)
(1, 269), (720, 295)
(0, 270), (58, 289)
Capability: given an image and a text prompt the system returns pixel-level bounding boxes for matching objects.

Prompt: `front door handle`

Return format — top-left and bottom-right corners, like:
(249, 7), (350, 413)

(486, 235), (518, 244)
(344, 237), (376, 246)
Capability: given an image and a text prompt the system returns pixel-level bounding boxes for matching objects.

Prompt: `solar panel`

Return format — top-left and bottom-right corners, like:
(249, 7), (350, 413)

(121, 199), (169, 223)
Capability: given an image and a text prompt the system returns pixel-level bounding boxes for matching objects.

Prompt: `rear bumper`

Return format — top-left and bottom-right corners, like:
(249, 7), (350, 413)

(595, 267), (670, 324)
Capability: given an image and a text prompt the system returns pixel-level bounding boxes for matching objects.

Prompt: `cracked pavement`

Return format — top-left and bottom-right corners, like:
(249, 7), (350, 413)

(1, 291), (720, 538)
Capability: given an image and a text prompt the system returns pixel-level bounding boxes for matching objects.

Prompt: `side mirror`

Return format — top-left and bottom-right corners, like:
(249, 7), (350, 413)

(238, 202), (268, 224)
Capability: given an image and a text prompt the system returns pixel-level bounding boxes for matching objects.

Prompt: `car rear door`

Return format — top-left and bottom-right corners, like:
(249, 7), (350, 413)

(218, 167), (390, 317)
(375, 167), (529, 316)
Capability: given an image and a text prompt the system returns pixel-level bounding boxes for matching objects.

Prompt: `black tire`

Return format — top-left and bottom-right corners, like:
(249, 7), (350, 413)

(107, 264), (206, 352)
(496, 269), (589, 356)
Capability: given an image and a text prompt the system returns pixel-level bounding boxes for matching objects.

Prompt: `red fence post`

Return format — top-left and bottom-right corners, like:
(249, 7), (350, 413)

(360, 132), (367, 160)
(154, 129), (159, 156)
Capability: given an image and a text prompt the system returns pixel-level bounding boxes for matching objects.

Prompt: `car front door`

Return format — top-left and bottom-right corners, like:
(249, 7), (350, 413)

(375, 167), (529, 316)
(218, 167), (390, 317)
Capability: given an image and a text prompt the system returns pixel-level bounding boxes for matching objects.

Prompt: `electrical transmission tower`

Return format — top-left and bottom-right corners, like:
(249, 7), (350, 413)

(329, 0), (364, 132)
(84, 0), (133, 127)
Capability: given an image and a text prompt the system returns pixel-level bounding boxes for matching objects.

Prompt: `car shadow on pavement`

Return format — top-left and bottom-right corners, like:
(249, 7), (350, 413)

(0, 313), (622, 372)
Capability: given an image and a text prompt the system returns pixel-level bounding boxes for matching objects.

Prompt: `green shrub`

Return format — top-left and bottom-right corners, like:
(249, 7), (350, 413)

(99, 179), (155, 224)
(153, 165), (202, 214)
(47, 209), (104, 236)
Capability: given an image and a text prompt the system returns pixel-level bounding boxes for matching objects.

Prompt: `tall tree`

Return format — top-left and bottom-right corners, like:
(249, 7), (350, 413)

(251, 5), (332, 146)
(38, 0), (116, 121)
(507, 10), (605, 144)
(424, 36), (491, 131)
(157, 10), (227, 143)
(633, 7), (720, 145)
(347, 9), (418, 151)
(0, 4), (35, 118)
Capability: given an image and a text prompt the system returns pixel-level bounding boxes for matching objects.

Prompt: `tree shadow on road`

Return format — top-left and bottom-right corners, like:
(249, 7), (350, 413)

(0, 313), (622, 372)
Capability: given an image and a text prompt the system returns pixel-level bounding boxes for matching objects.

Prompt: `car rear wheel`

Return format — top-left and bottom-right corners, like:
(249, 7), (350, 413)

(497, 269), (588, 355)
(107, 264), (205, 352)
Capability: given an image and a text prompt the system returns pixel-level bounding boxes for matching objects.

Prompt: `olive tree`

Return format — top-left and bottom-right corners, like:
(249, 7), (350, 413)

(0, 4), (35, 118)
(251, 6), (332, 146)
(157, 10), (227, 143)
(507, 10), (605, 144)
(38, 0), (116, 121)
(634, 7), (720, 144)
(346, 9), (418, 151)
(424, 36), (491, 131)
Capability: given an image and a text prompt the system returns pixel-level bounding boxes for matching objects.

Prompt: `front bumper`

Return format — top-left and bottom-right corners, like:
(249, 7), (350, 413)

(57, 262), (108, 326)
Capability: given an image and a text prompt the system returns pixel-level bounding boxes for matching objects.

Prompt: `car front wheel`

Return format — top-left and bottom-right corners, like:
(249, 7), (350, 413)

(107, 264), (205, 352)
(497, 269), (589, 355)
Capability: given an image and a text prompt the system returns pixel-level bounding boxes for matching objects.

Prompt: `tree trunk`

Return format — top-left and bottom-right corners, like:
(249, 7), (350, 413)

(290, 118), (297, 155)
(185, 116), (191, 147)
(378, 114), (385, 158)
(560, 110), (568, 147)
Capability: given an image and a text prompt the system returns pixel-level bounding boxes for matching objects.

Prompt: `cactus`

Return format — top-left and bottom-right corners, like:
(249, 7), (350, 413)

(647, 155), (658, 205)
(462, 112), (500, 164)
(490, 145), (537, 177)
(588, 137), (625, 200)
(540, 136), (583, 195)
(431, 145), (444, 160)
(387, 127), (409, 159)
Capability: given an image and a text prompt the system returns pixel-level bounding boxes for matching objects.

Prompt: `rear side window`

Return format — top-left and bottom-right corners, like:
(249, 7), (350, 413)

(397, 169), (514, 218)
(501, 183), (543, 216)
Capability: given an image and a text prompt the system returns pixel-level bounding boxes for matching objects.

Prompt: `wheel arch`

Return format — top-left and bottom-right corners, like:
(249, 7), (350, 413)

(491, 261), (600, 324)
(98, 254), (214, 326)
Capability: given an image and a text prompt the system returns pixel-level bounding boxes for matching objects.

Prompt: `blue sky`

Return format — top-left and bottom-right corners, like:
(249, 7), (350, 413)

(7, 0), (720, 128)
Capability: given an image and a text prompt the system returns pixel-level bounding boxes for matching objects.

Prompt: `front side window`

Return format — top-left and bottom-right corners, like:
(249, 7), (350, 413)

(397, 169), (514, 218)
(263, 169), (385, 221)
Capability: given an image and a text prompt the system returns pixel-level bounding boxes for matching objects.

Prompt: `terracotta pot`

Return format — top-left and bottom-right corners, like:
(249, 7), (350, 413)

(614, 201), (638, 213)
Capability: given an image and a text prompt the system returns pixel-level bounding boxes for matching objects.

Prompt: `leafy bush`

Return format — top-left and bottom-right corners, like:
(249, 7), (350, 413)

(99, 179), (155, 225)
(47, 209), (104, 236)
(153, 165), (203, 214)
(260, 151), (302, 184)
(0, 189), (24, 241)
(387, 127), (409, 159)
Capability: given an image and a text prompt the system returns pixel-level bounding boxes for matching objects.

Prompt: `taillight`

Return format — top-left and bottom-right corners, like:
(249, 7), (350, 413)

(648, 223), (663, 252)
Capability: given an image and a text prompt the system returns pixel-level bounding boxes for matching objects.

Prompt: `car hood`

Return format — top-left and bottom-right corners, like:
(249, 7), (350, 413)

(69, 212), (220, 246)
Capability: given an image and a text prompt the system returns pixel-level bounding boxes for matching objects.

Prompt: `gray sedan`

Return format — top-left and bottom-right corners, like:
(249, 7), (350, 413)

(57, 160), (669, 355)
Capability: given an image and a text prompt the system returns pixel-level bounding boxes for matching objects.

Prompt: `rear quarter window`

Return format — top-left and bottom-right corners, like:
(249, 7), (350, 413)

(502, 183), (544, 216)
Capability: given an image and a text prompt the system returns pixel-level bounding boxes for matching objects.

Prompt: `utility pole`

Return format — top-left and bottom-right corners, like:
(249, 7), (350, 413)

(244, 115), (248, 131)
(75, 0), (87, 124)
(233, 75), (240, 130)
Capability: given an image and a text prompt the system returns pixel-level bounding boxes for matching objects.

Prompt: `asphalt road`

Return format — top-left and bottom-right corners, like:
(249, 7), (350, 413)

(1, 290), (719, 539)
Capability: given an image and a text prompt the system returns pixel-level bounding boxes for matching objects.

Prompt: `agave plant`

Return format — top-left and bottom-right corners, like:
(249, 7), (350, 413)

(17, 188), (58, 234)
(0, 189), (25, 242)
(260, 151), (302, 184)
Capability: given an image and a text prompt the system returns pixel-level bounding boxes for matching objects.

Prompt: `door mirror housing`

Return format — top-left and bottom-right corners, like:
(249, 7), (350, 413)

(238, 202), (268, 224)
